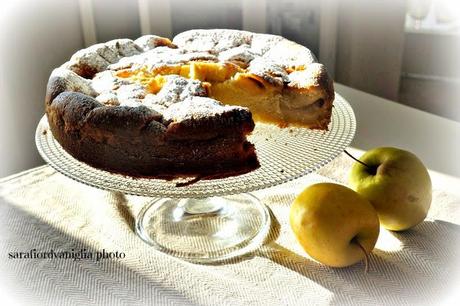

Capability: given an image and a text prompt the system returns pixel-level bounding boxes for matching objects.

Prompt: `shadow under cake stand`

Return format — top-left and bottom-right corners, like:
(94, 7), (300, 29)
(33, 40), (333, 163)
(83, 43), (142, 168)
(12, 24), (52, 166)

(36, 93), (356, 264)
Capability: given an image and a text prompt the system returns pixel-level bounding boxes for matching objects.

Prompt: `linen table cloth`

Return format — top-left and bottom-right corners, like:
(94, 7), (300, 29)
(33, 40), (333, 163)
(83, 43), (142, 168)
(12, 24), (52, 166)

(1, 148), (459, 305)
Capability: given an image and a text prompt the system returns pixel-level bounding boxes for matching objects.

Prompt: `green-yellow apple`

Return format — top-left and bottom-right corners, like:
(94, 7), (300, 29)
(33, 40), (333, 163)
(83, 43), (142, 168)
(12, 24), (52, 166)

(349, 147), (432, 231)
(290, 183), (379, 268)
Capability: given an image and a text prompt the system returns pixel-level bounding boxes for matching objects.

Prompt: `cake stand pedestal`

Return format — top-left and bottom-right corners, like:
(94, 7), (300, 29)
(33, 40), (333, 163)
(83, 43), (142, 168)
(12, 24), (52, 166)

(36, 93), (355, 263)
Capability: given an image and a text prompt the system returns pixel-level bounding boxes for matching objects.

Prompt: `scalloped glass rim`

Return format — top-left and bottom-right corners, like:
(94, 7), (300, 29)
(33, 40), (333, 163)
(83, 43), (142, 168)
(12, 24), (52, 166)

(36, 92), (356, 198)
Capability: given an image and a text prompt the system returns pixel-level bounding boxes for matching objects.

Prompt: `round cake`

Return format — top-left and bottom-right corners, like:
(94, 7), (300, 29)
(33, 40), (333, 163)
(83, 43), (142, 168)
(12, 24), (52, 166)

(45, 29), (334, 179)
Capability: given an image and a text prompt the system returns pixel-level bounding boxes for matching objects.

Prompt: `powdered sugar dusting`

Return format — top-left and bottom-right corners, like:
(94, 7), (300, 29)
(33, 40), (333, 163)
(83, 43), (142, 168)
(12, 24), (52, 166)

(147, 75), (208, 108)
(218, 44), (255, 65)
(134, 35), (174, 51)
(263, 39), (316, 68)
(50, 67), (97, 97)
(248, 58), (289, 86)
(163, 96), (245, 122)
(92, 70), (130, 94)
(173, 29), (253, 53)
(56, 30), (324, 124)
(288, 63), (326, 89)
(117, 84), (146, 101)
(95, 92), (120, 106)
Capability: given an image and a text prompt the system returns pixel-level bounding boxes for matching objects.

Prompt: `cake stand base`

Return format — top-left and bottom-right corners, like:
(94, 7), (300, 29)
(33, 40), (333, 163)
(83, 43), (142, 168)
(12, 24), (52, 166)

(135, 193), (271, 263)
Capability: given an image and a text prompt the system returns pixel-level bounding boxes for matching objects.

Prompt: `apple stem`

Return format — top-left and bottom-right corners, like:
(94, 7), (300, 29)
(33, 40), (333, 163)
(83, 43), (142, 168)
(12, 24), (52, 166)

(353, 239), (369, 273)
(344, 150), (375, 173)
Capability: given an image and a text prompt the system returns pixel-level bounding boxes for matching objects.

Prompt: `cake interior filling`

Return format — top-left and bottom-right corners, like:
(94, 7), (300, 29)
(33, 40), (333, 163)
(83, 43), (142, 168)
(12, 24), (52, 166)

(115, 61), (326, 126)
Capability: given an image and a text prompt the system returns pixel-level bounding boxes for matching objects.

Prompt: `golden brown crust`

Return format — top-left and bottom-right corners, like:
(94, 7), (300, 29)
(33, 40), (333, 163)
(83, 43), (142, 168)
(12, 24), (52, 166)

(45, 90), (258, 178)
(312, 66), (335, 130)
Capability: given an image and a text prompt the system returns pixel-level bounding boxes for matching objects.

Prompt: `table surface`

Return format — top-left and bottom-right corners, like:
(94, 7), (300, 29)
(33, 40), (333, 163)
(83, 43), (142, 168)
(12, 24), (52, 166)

(335, 83), (460, 179)
(1, 84), (459, 306)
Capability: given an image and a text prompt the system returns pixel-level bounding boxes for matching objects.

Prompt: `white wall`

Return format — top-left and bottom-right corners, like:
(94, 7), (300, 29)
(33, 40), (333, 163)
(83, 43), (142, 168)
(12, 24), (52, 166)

(334, 0), (407, 101)
(399, 31), (460, 121)
(0, 0), (85, 177)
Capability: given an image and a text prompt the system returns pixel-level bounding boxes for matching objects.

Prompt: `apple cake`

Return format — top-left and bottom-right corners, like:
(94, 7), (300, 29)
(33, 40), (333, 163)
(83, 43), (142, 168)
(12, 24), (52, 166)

(45, 29), (334, 179)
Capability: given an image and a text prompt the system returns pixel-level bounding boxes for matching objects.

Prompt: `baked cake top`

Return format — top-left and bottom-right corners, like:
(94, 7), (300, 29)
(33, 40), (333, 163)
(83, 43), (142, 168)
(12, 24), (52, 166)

(46, 29), (329, 127)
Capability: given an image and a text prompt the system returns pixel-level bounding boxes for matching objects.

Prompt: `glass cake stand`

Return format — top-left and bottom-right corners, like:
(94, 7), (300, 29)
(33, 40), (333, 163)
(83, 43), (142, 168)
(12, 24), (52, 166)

(35, 93), (356, 263)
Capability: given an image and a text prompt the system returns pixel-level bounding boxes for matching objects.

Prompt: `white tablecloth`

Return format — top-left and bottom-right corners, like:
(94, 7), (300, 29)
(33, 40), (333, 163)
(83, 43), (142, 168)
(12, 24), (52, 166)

(1, 148), (459, 305)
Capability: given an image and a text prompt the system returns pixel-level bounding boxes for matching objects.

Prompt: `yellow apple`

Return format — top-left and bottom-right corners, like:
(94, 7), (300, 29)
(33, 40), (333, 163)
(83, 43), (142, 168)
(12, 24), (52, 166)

(290, 183), (379, 268)
(349, 147), (432, 231)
